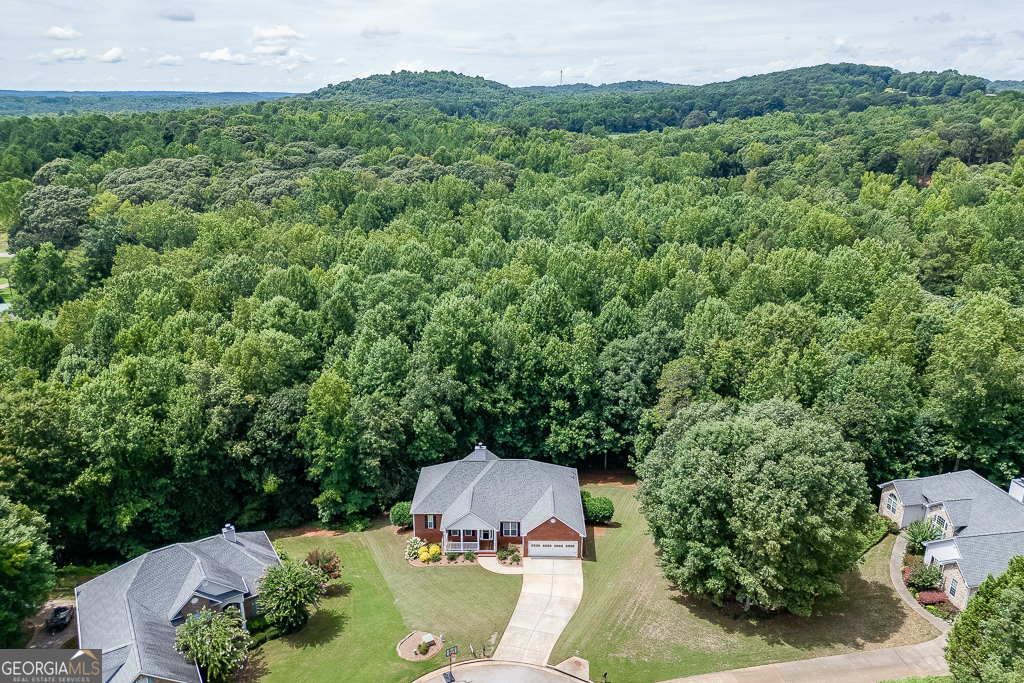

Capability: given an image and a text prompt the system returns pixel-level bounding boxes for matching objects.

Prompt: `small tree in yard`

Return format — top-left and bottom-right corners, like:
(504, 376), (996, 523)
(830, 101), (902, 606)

(305, 548), (343, 579)
(174, 608), (251, 682)
(256, 559), (328, 632)
(905, 519), (942, 555)
(390, 501), (413, 529)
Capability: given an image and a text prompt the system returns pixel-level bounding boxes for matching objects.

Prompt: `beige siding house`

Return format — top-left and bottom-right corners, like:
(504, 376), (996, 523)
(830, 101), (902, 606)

(879, 471), (1024, 607)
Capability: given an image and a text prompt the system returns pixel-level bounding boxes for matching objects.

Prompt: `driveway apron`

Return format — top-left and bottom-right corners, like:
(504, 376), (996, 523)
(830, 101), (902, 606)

(495, 557), (584, 665)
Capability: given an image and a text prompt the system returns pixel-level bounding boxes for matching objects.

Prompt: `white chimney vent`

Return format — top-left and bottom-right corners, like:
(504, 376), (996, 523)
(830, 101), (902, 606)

(222, 523), (236, 543)
(473, 443), (487, 461)
(1009, 479), (1024, 504)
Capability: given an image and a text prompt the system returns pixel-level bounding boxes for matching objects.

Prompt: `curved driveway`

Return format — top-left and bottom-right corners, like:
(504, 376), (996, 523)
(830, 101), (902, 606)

(494, 557), (584, 665)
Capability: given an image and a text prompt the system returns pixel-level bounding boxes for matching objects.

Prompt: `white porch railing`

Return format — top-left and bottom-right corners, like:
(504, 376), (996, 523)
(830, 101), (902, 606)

(445, 541), (479, 552)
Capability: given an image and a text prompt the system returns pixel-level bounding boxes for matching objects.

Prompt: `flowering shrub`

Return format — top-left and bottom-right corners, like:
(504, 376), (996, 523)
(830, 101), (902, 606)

(405, 536), (426, 560)
(255, 559), (328, 632)
(917, 590), (949, 605)
(428, 544), (441, 555)
(418, 547), (431, 562)
(175, 607), (251, 681)
(306, 548), (343, 579)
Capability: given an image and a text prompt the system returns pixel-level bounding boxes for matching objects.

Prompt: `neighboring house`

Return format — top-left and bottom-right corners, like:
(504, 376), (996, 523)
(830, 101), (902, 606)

(75, 524), (280, 683)
(411, 443), (587, 558)
(878, 470), (1024, 609)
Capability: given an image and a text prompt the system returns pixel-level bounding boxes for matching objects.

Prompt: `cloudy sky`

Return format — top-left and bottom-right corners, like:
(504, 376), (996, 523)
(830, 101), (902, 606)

(3, 0), (1023, 92)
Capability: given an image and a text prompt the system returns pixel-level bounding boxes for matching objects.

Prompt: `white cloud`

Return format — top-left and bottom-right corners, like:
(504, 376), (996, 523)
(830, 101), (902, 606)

(145, 54), (184, 67)
(260, 48), (316, 71)
(361, 27), (400, 40)
(157, 8), (195, 22)
(198, 47), (252, 64)
(914, 12), (955, 23)
(30, 48), (87, 64)
(831, 38), (859, 55)
(332, 57), (347, 64)
(952, 47), (1024, 76)
(248, 24), (308, 56)
(45, 25), (82, 40)
(942, 30), (1000, 50)
(97, 47), (124, 63)
(395, 59), (427, 72)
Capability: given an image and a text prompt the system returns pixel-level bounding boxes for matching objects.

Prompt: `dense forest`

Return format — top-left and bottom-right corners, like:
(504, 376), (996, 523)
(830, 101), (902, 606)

(0, 91), (292, 117)
(299, 64), (988, 132)
(1, 66), (1024, 567)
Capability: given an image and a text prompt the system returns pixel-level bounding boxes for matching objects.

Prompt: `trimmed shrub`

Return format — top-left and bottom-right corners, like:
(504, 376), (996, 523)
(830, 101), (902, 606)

(416, 642), (429, 655)
(464, 552), (477, 562)
(917, 590), (949, 605)
(418, 547), (431, 563)
(447, 552), (459, 562)
(429, 550), (442, 563)
(246, 615), (269, 634)
(496, 549), (509, 562)
(583, 495), (615, 523)
(264, 626), (281, 640)
(428, 544), (441, 555)
(390, 501), (413, 529)
(510, 552), (521, 564)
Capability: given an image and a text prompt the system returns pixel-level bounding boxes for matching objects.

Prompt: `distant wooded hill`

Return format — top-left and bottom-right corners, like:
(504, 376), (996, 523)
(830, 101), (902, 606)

(294, 64), (987, 133)
(0, 91), (292, 116)
(990, 80), (1024, 93)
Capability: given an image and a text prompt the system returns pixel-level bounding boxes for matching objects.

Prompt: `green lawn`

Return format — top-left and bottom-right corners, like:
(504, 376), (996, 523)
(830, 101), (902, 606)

(251, 518), (521, 683)
(550, 483), (940, 683)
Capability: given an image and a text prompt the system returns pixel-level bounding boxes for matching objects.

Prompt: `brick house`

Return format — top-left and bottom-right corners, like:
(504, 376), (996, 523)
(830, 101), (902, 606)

(411, 444), (587, 558)
(878, 470), (1024, 609)
(75, 525), (280, 683)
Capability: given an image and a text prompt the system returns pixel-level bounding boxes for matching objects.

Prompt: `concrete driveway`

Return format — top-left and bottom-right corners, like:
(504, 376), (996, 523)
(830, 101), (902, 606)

(494, 557), (584, 665)
(412, 660), (584, 683)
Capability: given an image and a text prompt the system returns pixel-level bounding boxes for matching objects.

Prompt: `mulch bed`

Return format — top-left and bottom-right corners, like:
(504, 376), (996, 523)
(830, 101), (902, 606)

(408, 555), (480, 568)
(267, 526), (347, 541)
(397, 631), (444, 661)
(578, 469), (638, 488)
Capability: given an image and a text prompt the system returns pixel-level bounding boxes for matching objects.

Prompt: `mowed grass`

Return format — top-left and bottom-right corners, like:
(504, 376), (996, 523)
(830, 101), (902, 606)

(550, 483), (940, 683)
(252, 518), (521, 683)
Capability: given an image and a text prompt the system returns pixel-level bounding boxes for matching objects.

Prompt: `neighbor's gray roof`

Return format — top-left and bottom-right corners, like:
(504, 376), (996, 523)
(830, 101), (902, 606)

(76, 531), (280, 683)
(411, 446), (586, 537)
(884, 470), (1024, 587)
(953, 531), (1024, 587)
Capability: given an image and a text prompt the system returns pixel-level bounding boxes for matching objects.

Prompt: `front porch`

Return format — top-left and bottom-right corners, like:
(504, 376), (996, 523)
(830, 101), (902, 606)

(443, 528), (496, 554)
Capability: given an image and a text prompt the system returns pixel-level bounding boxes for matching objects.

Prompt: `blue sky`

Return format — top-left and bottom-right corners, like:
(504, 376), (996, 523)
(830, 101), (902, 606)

(2, 0), (1023, 92)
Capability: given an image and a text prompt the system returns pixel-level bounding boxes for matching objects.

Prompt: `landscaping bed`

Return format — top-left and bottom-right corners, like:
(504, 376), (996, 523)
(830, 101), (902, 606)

(901, 553), (959, 622)
(396, 631), (443, 661)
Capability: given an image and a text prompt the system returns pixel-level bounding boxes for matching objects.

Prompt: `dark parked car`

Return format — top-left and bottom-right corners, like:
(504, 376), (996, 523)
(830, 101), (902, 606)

(45, 605), (74, 634)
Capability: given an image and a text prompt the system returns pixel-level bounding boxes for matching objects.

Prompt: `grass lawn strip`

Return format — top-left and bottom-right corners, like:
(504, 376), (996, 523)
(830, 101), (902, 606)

(549, 483), (940, 683)
(254, 519), (521, 683)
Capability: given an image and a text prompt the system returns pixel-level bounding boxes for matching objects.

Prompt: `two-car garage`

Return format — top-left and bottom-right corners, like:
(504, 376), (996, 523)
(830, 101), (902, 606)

(527, 540), (579, 557)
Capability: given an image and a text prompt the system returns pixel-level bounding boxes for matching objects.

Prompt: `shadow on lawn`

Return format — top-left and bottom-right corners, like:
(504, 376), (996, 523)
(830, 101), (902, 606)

(326, 581), (353, 598)
(666, 571), (912, 652)
(236, 650), (270, 683)
(284, 609), (349, 649)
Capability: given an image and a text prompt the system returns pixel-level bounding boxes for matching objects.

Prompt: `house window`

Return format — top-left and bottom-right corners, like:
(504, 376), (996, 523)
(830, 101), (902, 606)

(950, 578), (958, 597)
(933, 514), (948, 534)
(502, 522), (519, 537)
(481, 530), (492, 541)
(426, 515), (435, 530)
(450, 529), (460, 537)
(463, 529), (475, 538)
(886, 493), (898, 515)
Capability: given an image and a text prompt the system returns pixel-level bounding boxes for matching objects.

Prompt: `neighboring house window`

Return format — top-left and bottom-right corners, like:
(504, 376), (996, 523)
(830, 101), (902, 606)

(933, 514), (948, 534)
(502, 522), (519, 537)
(950, 578), (958, 597)
(450, 529), (461, 537)
(481, 530), (492, 540)
(426, 515), (435, 529)
(463, 529), (475, 538)
(886, 493), (898, 515)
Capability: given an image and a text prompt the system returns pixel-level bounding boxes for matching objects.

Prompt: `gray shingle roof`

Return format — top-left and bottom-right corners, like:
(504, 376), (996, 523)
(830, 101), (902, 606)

(885, 470), (1024, 587)
(410, 446), (586, 537)
(77, 530), (280, 683)
(954, 532), (1024, 587)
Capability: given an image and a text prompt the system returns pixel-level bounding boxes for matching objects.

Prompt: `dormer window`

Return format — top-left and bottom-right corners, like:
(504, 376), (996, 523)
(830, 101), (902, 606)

(933, 514), (948, 534)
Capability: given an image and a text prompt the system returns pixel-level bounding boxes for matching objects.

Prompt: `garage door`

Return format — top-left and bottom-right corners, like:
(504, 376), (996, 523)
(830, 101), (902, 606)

(528, 541), (578, 557)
